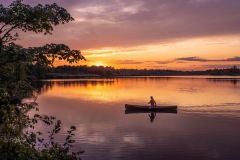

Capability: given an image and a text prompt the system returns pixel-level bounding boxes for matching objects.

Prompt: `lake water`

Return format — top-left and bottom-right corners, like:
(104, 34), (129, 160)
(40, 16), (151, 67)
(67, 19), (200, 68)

(34, 76), (240, 160)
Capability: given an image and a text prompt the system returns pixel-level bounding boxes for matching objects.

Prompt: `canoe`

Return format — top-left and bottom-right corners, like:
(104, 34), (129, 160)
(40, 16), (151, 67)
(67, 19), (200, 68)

(125, 109), (177, 114)
(125, 104), (177, 111)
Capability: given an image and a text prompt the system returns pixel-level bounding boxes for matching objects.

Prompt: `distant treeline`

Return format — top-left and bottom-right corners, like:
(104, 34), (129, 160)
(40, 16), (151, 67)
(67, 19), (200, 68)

(28, 65), (240, 79)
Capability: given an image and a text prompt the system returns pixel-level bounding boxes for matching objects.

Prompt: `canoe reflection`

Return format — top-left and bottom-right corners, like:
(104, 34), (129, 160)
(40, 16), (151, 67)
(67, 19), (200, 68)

(125, 110), (177, 123)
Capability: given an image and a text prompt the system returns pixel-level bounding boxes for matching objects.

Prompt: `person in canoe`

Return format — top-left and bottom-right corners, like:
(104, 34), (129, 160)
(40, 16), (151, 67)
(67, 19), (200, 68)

(148, 96), (157, 107)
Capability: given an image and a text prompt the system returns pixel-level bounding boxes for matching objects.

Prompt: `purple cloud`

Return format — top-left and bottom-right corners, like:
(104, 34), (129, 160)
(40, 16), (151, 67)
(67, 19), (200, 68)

(175, 56), (240, 62)
(175, 57), (208, 62)
(2, 0), (239, 50)
(225, 57), (240, 61)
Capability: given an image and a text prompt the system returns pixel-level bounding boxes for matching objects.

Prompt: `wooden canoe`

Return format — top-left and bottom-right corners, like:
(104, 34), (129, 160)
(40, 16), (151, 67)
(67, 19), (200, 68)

(125, 104), (177, 111)
(125, 109), (177, 114)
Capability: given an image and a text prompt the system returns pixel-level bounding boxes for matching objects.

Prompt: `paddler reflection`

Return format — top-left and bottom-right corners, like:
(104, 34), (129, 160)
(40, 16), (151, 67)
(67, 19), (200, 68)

(148, 112), (156, 123)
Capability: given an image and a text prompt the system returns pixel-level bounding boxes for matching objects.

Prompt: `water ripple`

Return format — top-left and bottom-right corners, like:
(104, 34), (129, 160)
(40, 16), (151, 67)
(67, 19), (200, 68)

(179, 103), (240, 118)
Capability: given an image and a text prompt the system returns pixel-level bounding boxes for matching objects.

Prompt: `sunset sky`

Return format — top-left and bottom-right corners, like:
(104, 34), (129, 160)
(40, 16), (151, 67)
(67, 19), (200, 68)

(2, 0), (240, 70)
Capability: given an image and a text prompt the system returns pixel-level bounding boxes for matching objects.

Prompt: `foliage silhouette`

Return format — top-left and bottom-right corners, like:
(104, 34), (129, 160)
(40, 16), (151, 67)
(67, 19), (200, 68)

(0, 0), (85, 159)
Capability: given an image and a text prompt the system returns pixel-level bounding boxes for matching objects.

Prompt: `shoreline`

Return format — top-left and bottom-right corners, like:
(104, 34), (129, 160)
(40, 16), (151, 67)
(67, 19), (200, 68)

(43, 73), (240, 80)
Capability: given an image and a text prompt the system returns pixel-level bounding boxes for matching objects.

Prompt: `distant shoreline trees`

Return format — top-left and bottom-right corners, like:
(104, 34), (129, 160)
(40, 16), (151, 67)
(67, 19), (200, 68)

(32, 65), (240, 79)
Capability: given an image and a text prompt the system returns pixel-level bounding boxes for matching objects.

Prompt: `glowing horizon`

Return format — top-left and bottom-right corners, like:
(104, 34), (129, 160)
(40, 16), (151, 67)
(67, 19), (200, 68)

(54, 36), (240, 70)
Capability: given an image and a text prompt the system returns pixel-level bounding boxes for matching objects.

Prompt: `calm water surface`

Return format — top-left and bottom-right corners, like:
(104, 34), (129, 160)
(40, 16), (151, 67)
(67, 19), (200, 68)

(34, 76), (240, 160)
